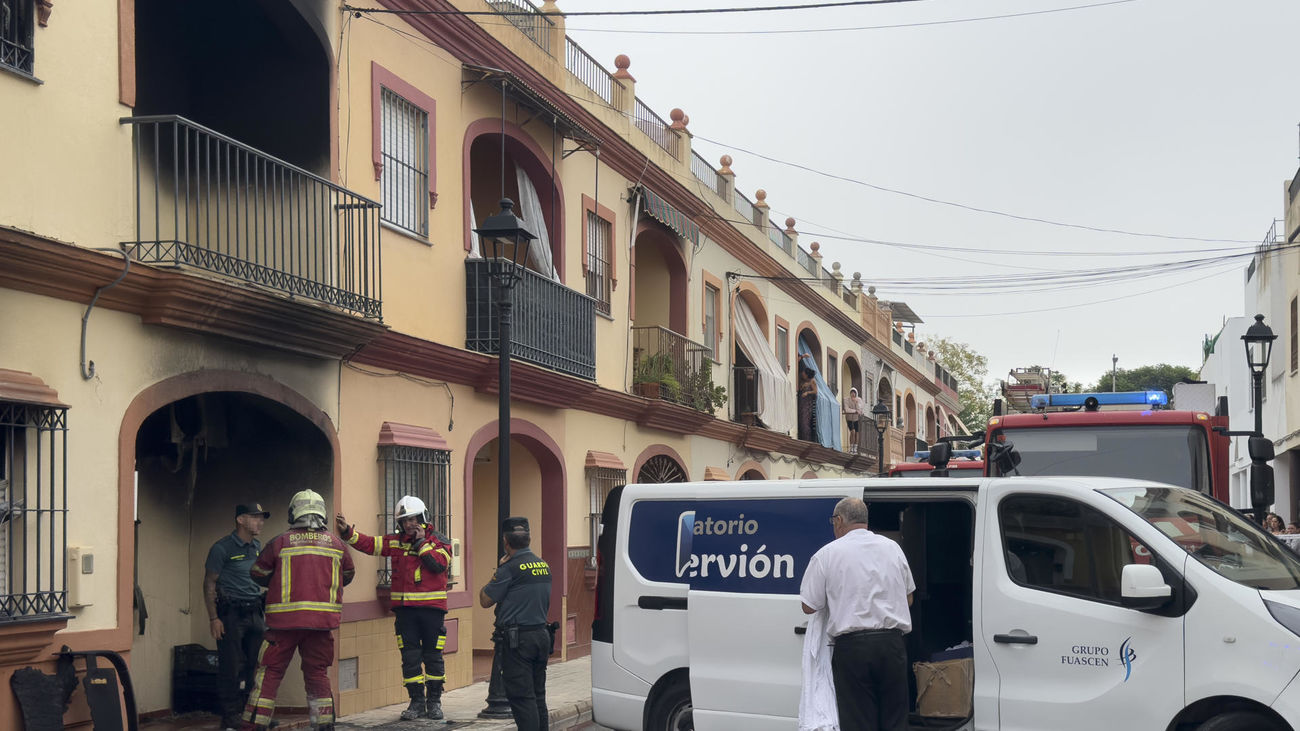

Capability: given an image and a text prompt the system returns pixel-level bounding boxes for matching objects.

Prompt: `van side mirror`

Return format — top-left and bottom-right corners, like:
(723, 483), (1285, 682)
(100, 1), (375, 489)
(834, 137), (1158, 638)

(1120, 564), (1172, 610)
(1249, 436), (1275, 462)
(1251, 463), (1275, 509)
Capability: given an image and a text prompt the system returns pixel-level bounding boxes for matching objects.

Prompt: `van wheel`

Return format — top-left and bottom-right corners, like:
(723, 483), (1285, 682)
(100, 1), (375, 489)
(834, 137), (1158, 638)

(1198, 711), (1280, 731)
(647, 679), (693, 731)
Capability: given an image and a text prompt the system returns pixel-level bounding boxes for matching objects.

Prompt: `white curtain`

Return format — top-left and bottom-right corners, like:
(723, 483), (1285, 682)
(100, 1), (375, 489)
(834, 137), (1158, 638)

(468, 199), (482, 258)
(515, 166), (560, 281)
(734, 298), (795, 435)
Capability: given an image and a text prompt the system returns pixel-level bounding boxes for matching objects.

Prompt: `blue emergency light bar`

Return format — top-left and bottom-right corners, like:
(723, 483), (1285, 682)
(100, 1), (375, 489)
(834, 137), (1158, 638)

(914, 449), (982, 461)
(1029, 391), (1168, 410)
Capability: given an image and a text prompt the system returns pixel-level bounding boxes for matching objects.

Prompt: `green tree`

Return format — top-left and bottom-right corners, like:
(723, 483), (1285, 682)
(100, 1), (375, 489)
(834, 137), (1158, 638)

(926, 335), (996, 431)
(1087, 363), (1198, 395)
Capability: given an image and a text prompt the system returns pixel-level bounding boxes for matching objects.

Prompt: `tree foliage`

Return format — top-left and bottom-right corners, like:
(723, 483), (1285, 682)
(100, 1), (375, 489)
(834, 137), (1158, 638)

(926, 335), (995, 431)
(1086, 363), (1198, 395)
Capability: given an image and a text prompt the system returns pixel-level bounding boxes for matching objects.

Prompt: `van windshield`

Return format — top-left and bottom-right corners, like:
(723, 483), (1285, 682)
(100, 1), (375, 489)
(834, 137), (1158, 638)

(994, 425), (1210, 494)
(1102, 486), (1300, 590)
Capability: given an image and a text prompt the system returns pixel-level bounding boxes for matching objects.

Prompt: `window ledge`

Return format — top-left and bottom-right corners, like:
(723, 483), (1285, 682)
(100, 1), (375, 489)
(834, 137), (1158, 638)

(0, 64), (43, 85)
(381, 220), (432, 246)
(595, 309), (615, 322)
(0, 613), (71, 664)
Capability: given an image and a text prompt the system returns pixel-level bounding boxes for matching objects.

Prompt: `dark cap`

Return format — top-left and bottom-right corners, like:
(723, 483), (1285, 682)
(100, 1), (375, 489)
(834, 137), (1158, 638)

(236, 503), (271, 519)
(502, 516), (529, 533)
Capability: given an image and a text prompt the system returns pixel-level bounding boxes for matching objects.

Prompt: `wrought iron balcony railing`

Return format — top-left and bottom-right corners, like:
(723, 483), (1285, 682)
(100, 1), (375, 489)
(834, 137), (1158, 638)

(465, 259), (596, 381)
(120, 116), (383, 319)
(732, 366), (760, 424)
(631, 326), (717, 412)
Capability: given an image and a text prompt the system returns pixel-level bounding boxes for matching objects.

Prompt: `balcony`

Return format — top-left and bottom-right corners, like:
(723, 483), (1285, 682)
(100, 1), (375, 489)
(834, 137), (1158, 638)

(121, 116), (382, 320)
(465, 259), (596, 381)
(631, 326), (719, 413)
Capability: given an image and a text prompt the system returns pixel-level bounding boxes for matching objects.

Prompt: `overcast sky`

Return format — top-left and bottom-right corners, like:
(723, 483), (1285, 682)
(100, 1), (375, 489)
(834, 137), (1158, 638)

(550, 0), (1300, 392)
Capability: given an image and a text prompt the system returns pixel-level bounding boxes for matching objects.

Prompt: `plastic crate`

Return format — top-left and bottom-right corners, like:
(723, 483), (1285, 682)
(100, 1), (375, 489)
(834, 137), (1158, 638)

(172, 644), (221, 714)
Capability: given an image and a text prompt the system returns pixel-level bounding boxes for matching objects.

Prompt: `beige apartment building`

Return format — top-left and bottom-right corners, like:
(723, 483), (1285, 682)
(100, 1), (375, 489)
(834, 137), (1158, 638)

(0, 0), (963, 725)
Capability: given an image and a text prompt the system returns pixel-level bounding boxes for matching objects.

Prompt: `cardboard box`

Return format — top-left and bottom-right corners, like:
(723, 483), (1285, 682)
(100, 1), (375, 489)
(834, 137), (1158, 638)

(913, 657), (973, 718)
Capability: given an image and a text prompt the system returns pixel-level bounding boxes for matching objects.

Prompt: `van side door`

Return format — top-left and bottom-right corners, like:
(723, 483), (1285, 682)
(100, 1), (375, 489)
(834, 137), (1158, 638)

(980, 482), (1186, 730)
(685, 489), (855, 731)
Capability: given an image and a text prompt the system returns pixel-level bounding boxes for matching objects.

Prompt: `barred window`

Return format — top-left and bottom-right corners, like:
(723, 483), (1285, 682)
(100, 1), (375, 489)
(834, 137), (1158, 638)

(585, 211), (613, 315)
(827, 354), (838, 394)
(377, 444), (450, 586)
(1, 0), (35, 76)
(1291, 297), (1297, 373)
(775, 325), (789, 371)
(0, 400), (68, 618)
(380, 88), (429, 236)
(703, 284), (719, 360)
(587, 467), (626, 567)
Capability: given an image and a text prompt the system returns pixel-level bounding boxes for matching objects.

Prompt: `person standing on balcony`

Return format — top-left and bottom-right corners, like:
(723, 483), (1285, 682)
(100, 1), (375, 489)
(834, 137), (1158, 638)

(204, 503), (270, 730)
(798, 355), (817, 442)
(336, 496), (453, 721)
(842, 387), (864, 454)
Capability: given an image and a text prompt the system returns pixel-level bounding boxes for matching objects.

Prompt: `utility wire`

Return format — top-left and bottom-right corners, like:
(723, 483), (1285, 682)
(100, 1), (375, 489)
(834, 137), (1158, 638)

(559, 0), (1137, 35)
(344, 0), (928, 18)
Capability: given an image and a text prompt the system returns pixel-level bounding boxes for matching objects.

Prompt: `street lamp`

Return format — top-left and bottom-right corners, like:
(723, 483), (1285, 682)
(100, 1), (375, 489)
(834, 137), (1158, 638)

(872, 400), (891, 477)
(473, 197), (534, 719)
(1241, 313), (1277, 525)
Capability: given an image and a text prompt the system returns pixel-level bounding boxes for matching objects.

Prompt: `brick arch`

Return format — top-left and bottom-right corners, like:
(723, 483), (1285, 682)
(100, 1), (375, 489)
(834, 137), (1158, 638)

(631, 444), (689, 482)
(734, 460), (767, 481)
(461, 418), (567, 622)
(462, 117), (566, 282)
(113, 371), (339, 652)
(732, 282), (769, 340)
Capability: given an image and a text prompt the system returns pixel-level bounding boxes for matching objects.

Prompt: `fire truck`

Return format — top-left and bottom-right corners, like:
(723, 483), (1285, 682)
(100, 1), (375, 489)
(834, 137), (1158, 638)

(982, 388), (1233, 504)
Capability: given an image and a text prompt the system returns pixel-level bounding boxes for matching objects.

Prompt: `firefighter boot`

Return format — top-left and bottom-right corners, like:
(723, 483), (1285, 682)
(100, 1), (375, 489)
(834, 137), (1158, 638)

(423, 680), (444, 720)
(399, 684), (425, 721)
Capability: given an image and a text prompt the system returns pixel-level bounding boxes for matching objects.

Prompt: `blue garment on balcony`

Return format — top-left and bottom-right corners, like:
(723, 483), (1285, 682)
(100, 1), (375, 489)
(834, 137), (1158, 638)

(797, 337), (842, 451)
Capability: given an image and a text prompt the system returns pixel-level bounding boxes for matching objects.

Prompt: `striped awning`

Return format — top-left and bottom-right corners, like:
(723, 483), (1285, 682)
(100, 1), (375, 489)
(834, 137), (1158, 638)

(638, 186), (699, 245)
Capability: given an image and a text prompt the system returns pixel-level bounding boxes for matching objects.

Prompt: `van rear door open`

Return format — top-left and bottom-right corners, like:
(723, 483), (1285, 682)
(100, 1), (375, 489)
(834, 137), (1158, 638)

(679, 484), (860, 731)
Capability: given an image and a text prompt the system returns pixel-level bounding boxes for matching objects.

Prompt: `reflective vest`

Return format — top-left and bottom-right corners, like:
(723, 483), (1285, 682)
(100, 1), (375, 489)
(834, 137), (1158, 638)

(252, 528), (355, 630)
(347, 525), (451, 610)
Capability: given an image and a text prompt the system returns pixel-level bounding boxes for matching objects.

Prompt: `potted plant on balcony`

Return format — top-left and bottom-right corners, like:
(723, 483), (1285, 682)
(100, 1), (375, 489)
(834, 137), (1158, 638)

(685, 364), (728, 413)
(634, 353), (679, 400)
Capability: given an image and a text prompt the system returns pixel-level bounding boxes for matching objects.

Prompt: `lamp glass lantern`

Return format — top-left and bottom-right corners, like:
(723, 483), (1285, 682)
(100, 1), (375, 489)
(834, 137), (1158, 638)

(1242, 313), (1277, 376)
(872, 400), (891, 434)
(475, 197), (536, 286)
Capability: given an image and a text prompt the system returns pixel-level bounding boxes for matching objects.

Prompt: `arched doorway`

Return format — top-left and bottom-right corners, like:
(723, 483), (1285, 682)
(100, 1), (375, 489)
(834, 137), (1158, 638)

(924, 405), (936, 447)
(631, 220), (688, 334)
(466, 124), (564, 280)
(128, 382), (335, 716)
(904, 392), (917, 456)
(464, 420), (566, 676)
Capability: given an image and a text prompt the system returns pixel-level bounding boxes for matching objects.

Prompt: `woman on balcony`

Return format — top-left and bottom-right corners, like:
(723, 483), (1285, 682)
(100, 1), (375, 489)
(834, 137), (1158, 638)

(842, 387), (863, 454)
(798, 357), (817, 442)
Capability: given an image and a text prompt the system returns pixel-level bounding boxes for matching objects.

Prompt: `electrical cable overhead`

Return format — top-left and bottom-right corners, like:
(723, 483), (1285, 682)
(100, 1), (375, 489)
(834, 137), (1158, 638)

(560, 0), (1138, 35)
(344, 0), (929, 19)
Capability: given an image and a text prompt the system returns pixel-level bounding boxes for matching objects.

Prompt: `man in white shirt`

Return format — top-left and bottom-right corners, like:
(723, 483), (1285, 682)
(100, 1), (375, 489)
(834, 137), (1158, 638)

(800, 497), (915, 731)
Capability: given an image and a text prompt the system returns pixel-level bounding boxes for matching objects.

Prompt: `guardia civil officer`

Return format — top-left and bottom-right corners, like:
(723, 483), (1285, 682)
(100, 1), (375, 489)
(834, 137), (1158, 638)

(204, 502), (270, 730)
(480, 516), (553, 731)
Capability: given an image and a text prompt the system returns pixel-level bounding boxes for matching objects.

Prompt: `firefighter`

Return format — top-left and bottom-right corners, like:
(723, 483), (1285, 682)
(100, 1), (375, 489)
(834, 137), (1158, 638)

(336, 495), (453, 720)
(241, 490), (354, 731)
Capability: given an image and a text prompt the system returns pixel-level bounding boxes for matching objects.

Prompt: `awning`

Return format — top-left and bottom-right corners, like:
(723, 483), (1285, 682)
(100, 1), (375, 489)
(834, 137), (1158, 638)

(882, 301), (923, 324)
(703, 466), (729, 481)
(585, 450), (626, 471)
(378, 422), (449, 451)
(0, 369), (68, 409)
(637, 186), (700, 246)
(463, 64), (601, 146)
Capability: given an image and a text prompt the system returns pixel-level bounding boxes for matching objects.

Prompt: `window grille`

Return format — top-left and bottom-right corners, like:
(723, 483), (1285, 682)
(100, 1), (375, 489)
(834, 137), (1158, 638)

(827, 355), (838, 394)
(1291, 297), (1297, 373)
(703, 284), (719, 360)
(585, 211), (612, 315)
(587, 467), (625, 567)
(377, 444), (451, 586)
(775, 325), (789, 370)
(380, 88), (429, 236)
(1, 0), (34, 75)
(0, 401), (68, 618)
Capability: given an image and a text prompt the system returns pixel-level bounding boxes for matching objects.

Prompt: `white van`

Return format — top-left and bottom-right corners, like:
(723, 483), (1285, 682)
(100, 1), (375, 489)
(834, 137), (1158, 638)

(590, 477), (1300, 731)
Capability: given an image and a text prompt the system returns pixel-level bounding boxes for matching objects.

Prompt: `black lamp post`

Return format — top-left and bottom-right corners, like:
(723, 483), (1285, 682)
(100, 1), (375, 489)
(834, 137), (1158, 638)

(1242, 313), (1277, 525)
(474, 197), (534, 719)
(872, 400), (891, 477)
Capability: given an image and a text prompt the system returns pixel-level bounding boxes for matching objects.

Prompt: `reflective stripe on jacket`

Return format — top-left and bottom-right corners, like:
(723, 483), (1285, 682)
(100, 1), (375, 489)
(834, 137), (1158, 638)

(347, 525), (451, 610)
(253, 528), (355, 630)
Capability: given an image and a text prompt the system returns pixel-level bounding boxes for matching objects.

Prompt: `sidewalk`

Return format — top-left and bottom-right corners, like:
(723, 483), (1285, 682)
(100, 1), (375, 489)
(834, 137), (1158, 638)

(334, 655), (592, 730)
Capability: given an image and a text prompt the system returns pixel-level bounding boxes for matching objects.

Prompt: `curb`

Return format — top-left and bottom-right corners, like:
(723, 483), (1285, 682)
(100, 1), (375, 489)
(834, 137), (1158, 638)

(549, 699), (593, 729)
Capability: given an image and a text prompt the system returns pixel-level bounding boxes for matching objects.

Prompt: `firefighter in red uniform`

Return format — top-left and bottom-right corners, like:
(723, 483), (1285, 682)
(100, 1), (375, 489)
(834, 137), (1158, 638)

(241, 489), (354, 731)
(336, 495), (453, 720)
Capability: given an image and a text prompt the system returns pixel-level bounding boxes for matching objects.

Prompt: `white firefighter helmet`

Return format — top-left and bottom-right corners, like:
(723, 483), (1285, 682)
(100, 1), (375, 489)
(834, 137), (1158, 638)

(288, 489), (327, 524)
(394, 495), (428, 524)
